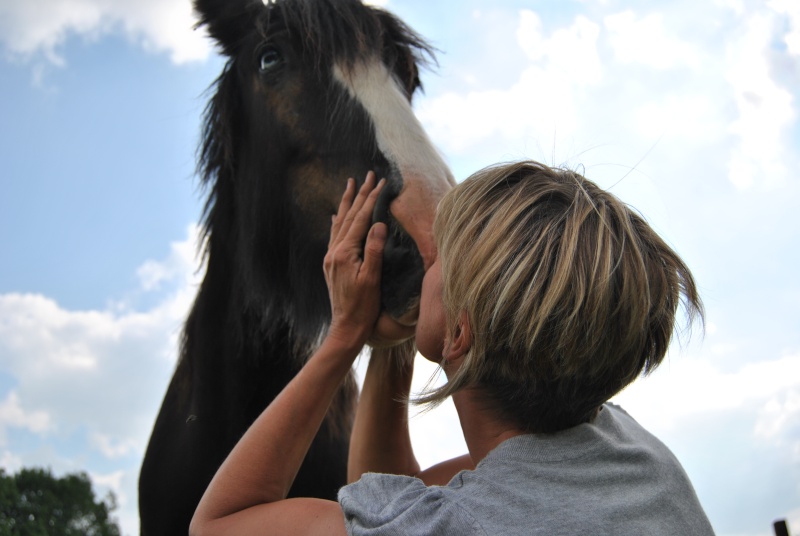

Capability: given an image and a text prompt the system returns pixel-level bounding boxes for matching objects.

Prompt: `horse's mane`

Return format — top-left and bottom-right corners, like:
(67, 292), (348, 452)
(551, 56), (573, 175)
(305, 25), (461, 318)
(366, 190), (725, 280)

(193, 0), (435, 350)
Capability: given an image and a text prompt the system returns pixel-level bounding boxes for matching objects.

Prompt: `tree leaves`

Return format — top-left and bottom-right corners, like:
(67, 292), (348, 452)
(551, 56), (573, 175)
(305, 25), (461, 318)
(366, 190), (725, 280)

(0, 468), (120, 536)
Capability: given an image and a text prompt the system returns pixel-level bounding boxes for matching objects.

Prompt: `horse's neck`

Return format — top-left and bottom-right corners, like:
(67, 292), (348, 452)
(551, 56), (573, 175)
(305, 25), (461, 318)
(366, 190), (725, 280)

(184, 239), (312, 370)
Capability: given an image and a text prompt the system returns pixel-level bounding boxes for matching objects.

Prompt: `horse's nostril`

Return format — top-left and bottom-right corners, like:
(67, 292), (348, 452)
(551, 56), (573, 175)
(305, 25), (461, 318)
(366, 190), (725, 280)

(394, 300), (420, 327)
(372, 176), (401, 225)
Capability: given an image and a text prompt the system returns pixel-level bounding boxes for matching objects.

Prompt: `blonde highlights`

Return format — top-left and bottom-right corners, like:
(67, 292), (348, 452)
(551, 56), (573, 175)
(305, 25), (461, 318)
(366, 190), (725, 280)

(419, 161), (703, 432)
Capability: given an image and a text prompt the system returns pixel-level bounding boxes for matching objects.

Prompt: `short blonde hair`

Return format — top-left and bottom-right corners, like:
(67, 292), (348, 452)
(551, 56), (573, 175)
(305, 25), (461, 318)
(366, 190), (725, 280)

(419, 161), (703, 432)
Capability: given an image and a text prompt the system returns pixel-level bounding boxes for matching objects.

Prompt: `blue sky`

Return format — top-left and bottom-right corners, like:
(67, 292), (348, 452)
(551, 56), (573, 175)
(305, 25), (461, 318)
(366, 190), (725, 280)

(1, 0), (799, 534)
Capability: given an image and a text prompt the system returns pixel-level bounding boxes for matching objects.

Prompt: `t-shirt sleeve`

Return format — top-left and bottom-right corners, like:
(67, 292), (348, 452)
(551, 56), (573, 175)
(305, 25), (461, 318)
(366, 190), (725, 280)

(338, 473), (486, 536)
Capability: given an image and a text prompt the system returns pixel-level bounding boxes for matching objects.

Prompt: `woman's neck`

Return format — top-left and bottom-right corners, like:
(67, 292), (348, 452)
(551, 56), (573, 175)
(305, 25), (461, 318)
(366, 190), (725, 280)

(450, 388), (525, 465)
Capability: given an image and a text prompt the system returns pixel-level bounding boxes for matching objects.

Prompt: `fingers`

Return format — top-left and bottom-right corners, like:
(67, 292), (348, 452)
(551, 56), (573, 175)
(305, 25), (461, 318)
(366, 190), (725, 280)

(330, 171), (385, 251)
(338, 172), (380, 241)
(345, 178), (385, 248)
(329, 177), (355, 250)
(361, 222), (386, 280)
(323, 173), (388, 351)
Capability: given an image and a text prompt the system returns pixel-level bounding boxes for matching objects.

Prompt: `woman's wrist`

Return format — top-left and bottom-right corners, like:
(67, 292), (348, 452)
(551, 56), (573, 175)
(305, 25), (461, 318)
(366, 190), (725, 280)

(370, 342), (415, 378)
(318, 329), (366, 367)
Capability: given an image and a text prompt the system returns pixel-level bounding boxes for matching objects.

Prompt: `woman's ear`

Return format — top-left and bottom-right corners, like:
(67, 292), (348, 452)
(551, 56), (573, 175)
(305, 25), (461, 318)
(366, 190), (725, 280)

(443, 311), (472, 366)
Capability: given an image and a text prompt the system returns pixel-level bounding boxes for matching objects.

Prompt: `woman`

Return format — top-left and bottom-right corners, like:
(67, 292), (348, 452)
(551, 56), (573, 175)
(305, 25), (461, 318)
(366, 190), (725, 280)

(190, 162), (715, 535)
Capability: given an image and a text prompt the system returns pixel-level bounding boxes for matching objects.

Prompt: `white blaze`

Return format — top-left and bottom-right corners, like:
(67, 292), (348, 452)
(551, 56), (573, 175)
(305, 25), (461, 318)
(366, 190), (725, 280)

(333, 57), (454, 268)
(333, 58), (450, 183)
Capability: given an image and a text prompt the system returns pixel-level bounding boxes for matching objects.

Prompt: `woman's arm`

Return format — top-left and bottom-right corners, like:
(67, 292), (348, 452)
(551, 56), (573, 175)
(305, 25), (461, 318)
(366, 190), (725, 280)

(347, 341), (420, 482)
(190, 339), (359, 536)
(190, 174), (387, 536)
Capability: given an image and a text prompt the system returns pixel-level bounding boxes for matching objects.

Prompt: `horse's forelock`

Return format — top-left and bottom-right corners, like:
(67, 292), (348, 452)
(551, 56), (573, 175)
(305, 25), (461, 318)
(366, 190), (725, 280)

(257, 0), (435, 90)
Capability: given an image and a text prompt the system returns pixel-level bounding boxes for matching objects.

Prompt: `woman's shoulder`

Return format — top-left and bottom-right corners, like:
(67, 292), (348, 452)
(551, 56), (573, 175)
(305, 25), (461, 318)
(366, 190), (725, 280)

(339, 473), (428, 505)
(339, 473), (487, 536)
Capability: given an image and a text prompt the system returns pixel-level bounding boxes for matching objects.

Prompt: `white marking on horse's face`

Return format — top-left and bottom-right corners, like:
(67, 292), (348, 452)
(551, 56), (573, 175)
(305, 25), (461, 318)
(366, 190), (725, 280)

(333, 58), (454, 270)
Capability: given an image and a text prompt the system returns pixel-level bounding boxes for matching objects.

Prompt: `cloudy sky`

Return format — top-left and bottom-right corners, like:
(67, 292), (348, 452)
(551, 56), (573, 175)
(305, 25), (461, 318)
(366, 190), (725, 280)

(1, 0), (798, 534)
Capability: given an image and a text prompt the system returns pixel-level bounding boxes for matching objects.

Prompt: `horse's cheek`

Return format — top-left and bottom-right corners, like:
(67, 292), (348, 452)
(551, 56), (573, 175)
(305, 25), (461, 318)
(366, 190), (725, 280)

(288, 161), (346, 242)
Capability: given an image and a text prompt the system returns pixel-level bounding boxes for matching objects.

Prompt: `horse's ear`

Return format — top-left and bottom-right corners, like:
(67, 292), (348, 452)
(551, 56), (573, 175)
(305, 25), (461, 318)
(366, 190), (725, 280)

(194, 0), (261, 56)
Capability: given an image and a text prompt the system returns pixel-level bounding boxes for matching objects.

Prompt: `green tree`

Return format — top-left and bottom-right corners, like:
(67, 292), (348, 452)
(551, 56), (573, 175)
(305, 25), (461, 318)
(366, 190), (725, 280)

(0, 468), (120, 536)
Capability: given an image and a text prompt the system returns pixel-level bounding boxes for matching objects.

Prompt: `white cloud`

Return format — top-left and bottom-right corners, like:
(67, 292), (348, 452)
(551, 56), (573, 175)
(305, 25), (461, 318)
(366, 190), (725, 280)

(0, 0), (212, 65)
(754, 390), (800, 459)
(418, 1), (798, 202)
(90, 432), (140, 459)
(0, 450), (23, 473)
(723, 7), (796, 190)
(613, 351), (800, 457)
(89, 469), (129, 529)
(417, 10), (601, 158)
(91, 469), (125, 491)
(769, 0), (800, 55)
(518, 11), (602, 83)
(90, 469), (126, 509)
(632, 94), (722, 141)
(716, 0), (745, 16)
(604, 11), (702, 70)
(0, 392), (52, 446)
(137, 223), (205, 292)
(0, 225), (204, 449)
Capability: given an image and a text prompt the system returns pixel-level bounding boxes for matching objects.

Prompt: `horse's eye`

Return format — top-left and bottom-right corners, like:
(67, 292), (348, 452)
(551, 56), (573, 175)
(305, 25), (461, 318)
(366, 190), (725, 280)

(259, 47), (282, 72)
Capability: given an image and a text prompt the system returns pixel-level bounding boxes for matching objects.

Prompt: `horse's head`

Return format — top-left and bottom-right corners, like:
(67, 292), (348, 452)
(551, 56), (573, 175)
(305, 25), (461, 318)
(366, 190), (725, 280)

(195, 0), (453, 348)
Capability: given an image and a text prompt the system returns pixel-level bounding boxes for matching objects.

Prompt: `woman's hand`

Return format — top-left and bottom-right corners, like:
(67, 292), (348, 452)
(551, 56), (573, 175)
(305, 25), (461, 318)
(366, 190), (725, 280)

(323, 172), (387, 352)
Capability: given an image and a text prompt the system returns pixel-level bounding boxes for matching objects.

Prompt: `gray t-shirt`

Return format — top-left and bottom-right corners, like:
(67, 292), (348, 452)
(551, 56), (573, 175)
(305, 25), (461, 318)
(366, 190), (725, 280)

(338, 404), (714, 535)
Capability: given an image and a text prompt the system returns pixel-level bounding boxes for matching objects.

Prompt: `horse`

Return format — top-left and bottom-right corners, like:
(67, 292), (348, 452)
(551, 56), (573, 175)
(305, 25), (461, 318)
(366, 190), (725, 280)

(138, 0), (453, 533)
